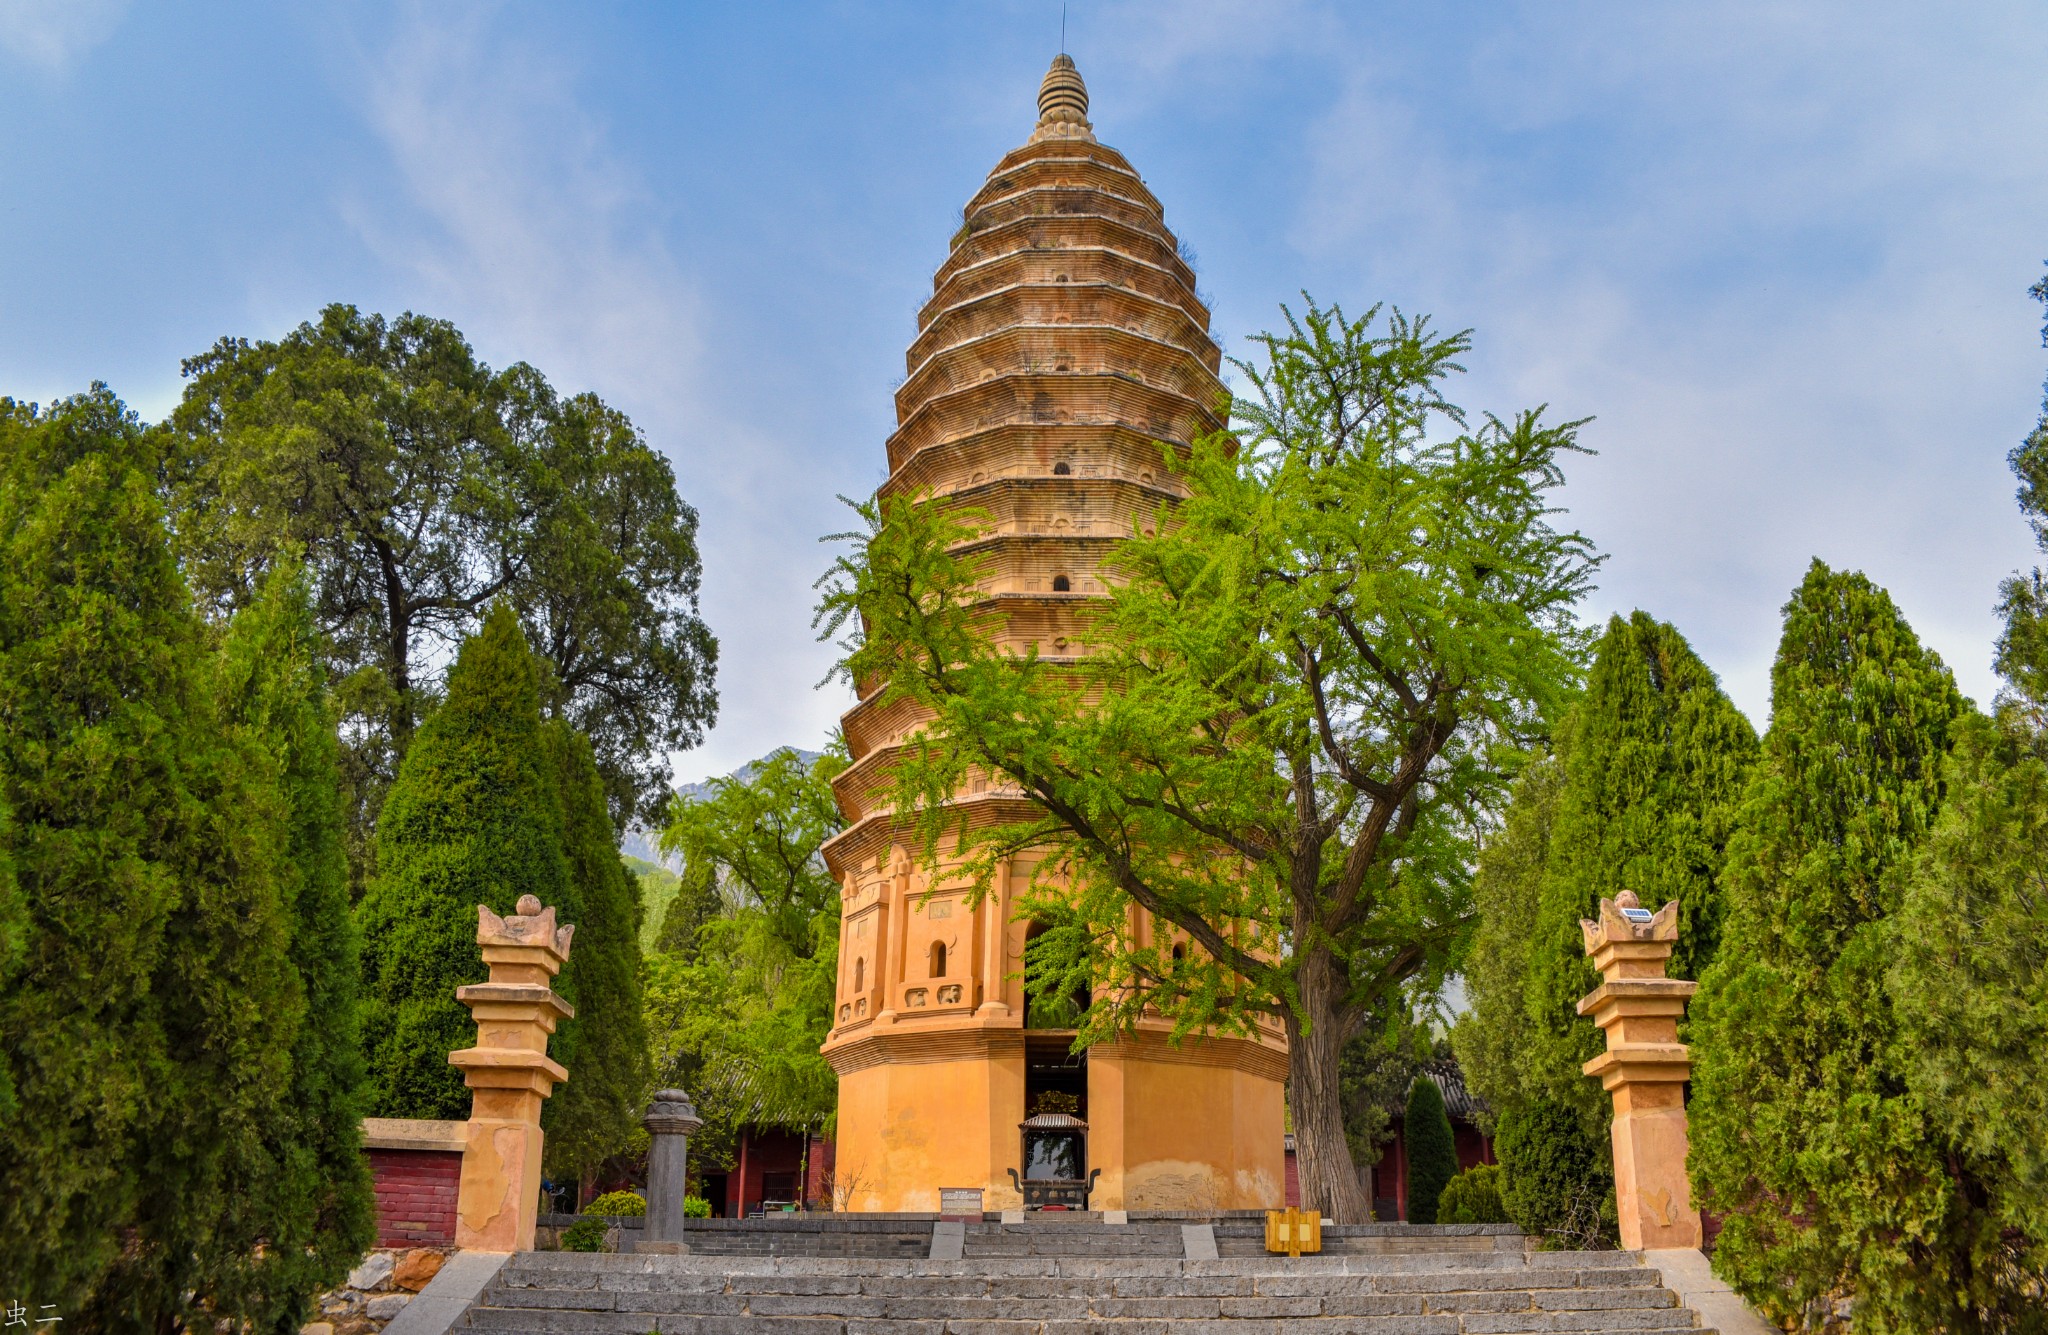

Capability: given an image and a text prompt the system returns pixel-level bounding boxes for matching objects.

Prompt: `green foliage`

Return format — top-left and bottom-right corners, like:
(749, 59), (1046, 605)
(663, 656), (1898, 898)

(1403, 1075), (1459, 1225)
(0, 392), (344, 1329)
(684, 1195), (712, 1219)
(1524, 613), (1756, 1121)
(1689, 560), (1971, 1330)
(1437, 1163), (1512, 1226)
(1494, 1099), (1616, 1248)
(645, 748), (847, 1156)
(191, 563), (375, 1330)
(626, 855), (683, 953)
(1452, 750), (1564, 1126)
(1860, 269), (2048, 1321)
(1887, 714), (2048, 1321)
(1993, 267), (2048, 721)
(653, 858), (722, 960)
(816, 296), (1598, 1220)
(163, 304), (717, 870)
(358, 604), (569, 1119)
(540, 721), (650, 1184)
(585, 1190), (647, 1218)
(0, 390), (208, 1308)
(1337, 1002), (1433, 1171)
(560, 1217), (610, 1252)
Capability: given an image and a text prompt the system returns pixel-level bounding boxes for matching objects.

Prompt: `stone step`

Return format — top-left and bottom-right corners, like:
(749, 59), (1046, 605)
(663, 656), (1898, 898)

(503, 1253), (1671, 1285)
(463, 1317), (1713, 1335)
(464, 1251), (1715, 1335)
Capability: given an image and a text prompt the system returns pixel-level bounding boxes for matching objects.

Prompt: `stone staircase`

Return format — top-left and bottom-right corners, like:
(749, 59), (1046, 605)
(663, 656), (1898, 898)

(462, 1250), (1719, 1334)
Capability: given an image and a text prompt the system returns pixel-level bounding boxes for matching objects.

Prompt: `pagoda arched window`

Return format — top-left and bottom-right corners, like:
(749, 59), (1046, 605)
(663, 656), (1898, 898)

(930, 941), (947, 978)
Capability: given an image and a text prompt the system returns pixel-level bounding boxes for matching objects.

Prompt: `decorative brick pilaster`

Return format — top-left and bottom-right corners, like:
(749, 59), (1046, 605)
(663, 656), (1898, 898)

(450, 894), (575, 1252)
(1578, 891), (1702, 1251)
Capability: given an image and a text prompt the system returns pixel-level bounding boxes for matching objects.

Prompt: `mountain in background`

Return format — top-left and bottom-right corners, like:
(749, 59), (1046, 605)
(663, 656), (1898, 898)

(620, 747), (825, 949)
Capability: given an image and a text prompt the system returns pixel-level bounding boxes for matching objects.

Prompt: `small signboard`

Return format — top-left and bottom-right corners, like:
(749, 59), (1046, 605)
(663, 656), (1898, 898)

(939, 1188), (984, 1219)
(1265, 1207), (1323, 1256)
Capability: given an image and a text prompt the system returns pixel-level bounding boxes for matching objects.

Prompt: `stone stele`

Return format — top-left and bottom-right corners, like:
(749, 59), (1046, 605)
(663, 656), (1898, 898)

(1578, 891), (1703, 1250)
(448, 894), (575, 1252)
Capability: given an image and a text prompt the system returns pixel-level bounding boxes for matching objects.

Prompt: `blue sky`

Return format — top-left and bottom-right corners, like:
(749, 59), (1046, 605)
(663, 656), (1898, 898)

(5, 2), (2047, 785)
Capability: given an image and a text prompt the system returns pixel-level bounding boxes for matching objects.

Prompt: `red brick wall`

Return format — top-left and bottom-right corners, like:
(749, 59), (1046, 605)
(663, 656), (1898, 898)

(368, 1148), (461, 1247)
(805, 1133), (836, 1207)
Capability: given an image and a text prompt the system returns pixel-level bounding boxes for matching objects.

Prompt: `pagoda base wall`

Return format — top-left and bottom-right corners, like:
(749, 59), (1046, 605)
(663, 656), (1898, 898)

(1087, 1030), (1286, 1211)
(828, 1029), (1028, 1213)
(824, 1024), (1285, 1213)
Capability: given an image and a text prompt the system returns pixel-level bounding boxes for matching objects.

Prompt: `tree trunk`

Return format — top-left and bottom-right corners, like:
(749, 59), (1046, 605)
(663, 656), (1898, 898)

(1285, 983), (1374, 1224)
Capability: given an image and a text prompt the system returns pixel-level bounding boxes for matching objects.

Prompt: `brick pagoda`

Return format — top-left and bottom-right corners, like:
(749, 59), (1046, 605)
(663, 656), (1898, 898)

(820, 54), (1287, 1213)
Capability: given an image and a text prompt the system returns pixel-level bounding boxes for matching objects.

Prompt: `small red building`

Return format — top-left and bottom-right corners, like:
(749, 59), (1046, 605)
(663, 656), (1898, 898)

(1371, 1064), (1495, 1221)
(698, 1124), (834, 1218)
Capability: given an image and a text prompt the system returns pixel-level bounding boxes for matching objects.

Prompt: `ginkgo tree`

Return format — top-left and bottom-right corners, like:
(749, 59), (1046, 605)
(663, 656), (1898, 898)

(817, 297), (1597, 1221)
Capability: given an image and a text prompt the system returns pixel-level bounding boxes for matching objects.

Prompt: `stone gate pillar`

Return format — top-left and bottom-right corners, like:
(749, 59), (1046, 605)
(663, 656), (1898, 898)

(450, 894), (576, 1252)
(1578, 891), (1702, 1251)
(640, 1088), (704, 1252)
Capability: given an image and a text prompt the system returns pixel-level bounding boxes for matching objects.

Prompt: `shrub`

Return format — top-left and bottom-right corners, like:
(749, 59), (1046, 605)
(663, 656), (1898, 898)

(1436, 1164), (1512, 1225)
(1494, 1100), (1616, 1247)
(684, 1196), (712, 1219)
(585, 1190), (646, 1218)
(560, 1217), (610, 1252)
(1402, 1076), (1459, 1225)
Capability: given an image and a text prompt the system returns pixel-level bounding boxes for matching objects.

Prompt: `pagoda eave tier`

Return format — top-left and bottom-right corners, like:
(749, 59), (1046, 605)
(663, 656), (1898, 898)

(924, 248), (1207, 333)
(887, 374), (1222, 471)
(821, 792), (1046, 879)
(962, 147), (1155, 216)
(838, 663), (1112, 764)
(908, 282), (1219, 375)
(882, 422), (1195, 499)
(899, 323), (1223, 416)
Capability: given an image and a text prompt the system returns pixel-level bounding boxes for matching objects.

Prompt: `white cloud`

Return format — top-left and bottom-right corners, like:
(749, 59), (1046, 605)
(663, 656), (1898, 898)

(0, 0), (126, 70)
(1280, 4), (2048, 720)
(342, 4), (850, 789)
(348, 7), (702, 415)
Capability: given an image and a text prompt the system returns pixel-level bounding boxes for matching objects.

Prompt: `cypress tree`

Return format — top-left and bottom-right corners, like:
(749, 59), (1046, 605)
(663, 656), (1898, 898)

(1402, 1074), (1459, 1225)
(1872, 277), (2048, 1321)
(1526, 612), (1757, 1120)
(196, 562), (375, 1330)
(358, 603), (568, 1119)
(540, 719), (649, 1190)
(0, 391), (299, 1327)
(1886, 716), (2048, 1321)
(1689, 560), (1968, 1328)
(0, 391), (213, 1305)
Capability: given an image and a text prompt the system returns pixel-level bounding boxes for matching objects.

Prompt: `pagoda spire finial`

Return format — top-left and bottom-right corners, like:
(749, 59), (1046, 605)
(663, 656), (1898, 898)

(1031, 53), (1095, 144)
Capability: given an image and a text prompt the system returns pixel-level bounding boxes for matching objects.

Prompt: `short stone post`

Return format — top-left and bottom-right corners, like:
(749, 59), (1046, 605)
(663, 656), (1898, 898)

(1578, 890), (1702, 1251)
(450, 894), (575, 1252)
(640, 1088), (703, 1252)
